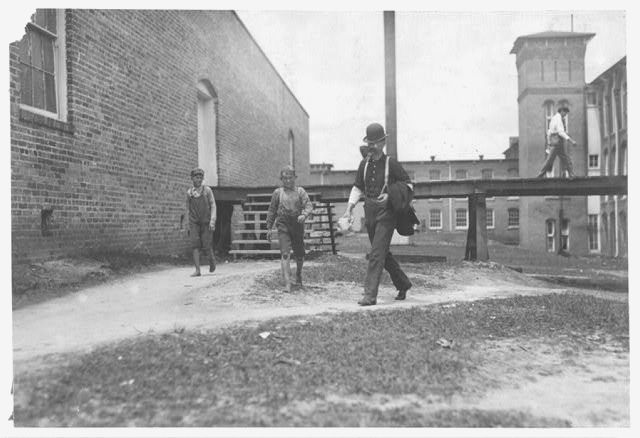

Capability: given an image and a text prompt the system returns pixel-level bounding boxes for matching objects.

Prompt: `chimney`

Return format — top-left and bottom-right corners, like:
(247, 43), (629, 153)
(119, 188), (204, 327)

(430, 155), (436, 161)
(479, 154), (484, 161)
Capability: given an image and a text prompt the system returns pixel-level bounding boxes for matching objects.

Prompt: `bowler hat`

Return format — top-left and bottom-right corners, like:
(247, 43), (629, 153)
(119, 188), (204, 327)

(363, 123), (387, 144)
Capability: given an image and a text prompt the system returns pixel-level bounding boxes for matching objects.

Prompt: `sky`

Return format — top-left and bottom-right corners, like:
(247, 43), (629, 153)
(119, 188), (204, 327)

(236, 9), (627, 169)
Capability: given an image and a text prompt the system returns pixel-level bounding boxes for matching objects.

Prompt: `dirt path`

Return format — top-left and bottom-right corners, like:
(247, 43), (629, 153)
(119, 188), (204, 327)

(12, 257), (629, 427)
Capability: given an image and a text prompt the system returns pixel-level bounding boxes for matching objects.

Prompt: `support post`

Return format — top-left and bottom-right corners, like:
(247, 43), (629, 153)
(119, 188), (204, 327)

(383, 10), (397, 159)
(464, 193), (489, 261)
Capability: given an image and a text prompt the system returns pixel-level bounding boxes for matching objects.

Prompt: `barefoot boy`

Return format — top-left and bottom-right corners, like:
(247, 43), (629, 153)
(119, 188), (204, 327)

(186, 168), (216, 277)
(266, 166), (313, 292)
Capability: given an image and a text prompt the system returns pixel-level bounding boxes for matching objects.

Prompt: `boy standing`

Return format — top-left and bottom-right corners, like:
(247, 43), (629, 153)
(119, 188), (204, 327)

(186, 168), (216, 277)
(266, 166), (313, 292)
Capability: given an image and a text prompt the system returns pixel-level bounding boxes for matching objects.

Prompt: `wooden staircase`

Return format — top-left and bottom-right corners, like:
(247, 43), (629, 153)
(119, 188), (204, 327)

(229, 192), (338, 258)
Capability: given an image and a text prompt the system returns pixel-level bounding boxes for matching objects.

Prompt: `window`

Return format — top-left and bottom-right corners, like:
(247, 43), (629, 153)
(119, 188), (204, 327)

(610, 147), (616, 176)
(508, 208), (519, 228)
(622, 81), (627, 129)
(429, 209), (442, 230)
(601, 214), (609, 251)
(544, 101), (555, 131)
(546, 219), (556, 252)
(588, 154), (599, 169)
(18, 9), (67, 120)
(588, 214), (599, 251)
(543, 101), (555, 175)
(455, 169), (467, 180)
(540, 60), (545, 81)
(614, 89), (622, 131)
(481, 169), (493, 179)
(486, 209), (494, 229)
(605, 94), (613, 134)
(586, 92), (596, 106)
(568, 60), (572, 81)
(554, 60), (558, 82)
(455, 208), (468, 229)
(560, 219), (570, 251)
(289, 131), (295, 170)
(197, 80), (218, 185)
(429, 169), (441, 180)
(603, 149), (609, 176)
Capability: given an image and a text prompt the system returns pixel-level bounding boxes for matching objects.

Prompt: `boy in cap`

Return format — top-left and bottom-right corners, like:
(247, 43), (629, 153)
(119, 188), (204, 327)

(186, 168), (216, 277)
(266, 165), (313, 292)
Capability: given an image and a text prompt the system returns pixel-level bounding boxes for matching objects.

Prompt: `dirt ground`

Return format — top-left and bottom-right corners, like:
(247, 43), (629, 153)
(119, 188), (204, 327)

(11, 254), (629, 427)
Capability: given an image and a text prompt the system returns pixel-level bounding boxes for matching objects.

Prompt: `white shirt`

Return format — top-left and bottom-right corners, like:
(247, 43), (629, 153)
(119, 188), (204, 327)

(547, 112), (571, 141)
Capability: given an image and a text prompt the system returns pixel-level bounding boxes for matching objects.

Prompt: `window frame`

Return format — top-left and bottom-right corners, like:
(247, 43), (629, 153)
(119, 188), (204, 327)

(546, 219), (556, 252)
(455, 208), (468, 230)
(429, 209), (442, 230)
(18, 9), (67, 122)
(486, 208), (495, 229)
(454, 169), (468, 180)
(507, 208), (519, 229)
(588, 214), (599, 252)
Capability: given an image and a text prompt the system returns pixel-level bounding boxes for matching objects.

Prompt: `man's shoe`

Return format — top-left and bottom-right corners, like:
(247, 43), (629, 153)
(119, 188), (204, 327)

(358, 297), (376, 306)
(395, 284), (411, 300)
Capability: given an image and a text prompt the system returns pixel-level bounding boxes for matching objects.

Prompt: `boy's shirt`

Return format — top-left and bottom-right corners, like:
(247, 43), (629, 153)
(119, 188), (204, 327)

(186, 185), (216, 225)
(266, 186), (313, 229)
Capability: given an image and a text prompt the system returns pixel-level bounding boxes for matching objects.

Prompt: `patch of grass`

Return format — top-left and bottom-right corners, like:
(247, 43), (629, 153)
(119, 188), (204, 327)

(252, 254), (445, 293)
(13, 293), (628, 426)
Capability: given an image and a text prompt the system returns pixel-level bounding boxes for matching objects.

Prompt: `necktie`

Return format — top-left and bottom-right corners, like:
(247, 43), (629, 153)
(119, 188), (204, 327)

(562, 116), (567, 133)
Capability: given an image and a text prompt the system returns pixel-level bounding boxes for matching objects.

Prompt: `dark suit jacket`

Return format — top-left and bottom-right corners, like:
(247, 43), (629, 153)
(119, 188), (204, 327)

(388, 182), (419, 236)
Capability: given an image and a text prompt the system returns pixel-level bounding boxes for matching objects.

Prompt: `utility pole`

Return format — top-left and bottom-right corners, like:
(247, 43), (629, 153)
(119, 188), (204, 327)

(384, 11), (398, 159)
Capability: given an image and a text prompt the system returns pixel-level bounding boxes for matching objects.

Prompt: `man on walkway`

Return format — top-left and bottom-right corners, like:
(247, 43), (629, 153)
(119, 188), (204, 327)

(536, 105), (577, 178)
(342, 122), (413, 306)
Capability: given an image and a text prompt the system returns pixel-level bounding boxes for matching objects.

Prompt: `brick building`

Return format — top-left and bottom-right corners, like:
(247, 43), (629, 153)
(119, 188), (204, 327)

(585, 57), (627, 257)
(310, 144), (520, 245)
(511, 31), (626, 256)
(10, 9), (309, 263)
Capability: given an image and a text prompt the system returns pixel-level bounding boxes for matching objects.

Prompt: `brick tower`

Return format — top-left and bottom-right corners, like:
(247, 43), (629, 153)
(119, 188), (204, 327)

(510, 31), (595, 254)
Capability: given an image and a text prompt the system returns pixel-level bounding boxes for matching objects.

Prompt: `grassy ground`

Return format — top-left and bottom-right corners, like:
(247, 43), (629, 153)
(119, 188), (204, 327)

(13, 293), (628, 427)
(338, 233), (628, 275)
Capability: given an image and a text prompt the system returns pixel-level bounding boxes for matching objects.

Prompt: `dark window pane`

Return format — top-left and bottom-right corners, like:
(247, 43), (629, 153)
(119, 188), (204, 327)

(44, 73), (57, 112)
(33, 70), (44, 109)
(20, 65), (33, 107)
(45, 9), (57, 33)
(42, 37), (55, 73)
(31, 32), (43, 69)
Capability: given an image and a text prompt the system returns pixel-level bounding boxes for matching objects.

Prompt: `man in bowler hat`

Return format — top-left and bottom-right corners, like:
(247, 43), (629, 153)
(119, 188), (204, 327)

(342, 122), (413, 306)
(536, 105), (577, 178)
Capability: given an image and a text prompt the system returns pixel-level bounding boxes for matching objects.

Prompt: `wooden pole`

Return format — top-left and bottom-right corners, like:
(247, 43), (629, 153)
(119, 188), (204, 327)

(384, 11), (398, 159)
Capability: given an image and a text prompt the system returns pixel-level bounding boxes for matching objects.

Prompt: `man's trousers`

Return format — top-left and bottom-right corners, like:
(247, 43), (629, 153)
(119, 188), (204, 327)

(363, 198), (412, 300)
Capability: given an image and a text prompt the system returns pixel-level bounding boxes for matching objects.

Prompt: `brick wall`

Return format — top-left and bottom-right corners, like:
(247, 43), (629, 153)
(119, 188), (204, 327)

(10, 10), (309, 263)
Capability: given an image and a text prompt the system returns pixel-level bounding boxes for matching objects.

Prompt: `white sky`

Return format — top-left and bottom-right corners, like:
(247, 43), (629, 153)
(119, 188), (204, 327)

(237, 9), (627, 169)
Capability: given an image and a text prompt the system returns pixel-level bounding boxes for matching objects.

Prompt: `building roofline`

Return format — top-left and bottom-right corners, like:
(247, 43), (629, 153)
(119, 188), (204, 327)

(510, 31), (595, 54)
(232, 11), (309, 118)
(588, 56), (627, 85)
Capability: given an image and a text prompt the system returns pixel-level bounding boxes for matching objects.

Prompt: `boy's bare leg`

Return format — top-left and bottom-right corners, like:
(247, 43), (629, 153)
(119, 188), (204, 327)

(295, 257), (303, 286)
(281, 254), (292, 293)
(191, 248), (201, 276)
(206, 247), (216, 273)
